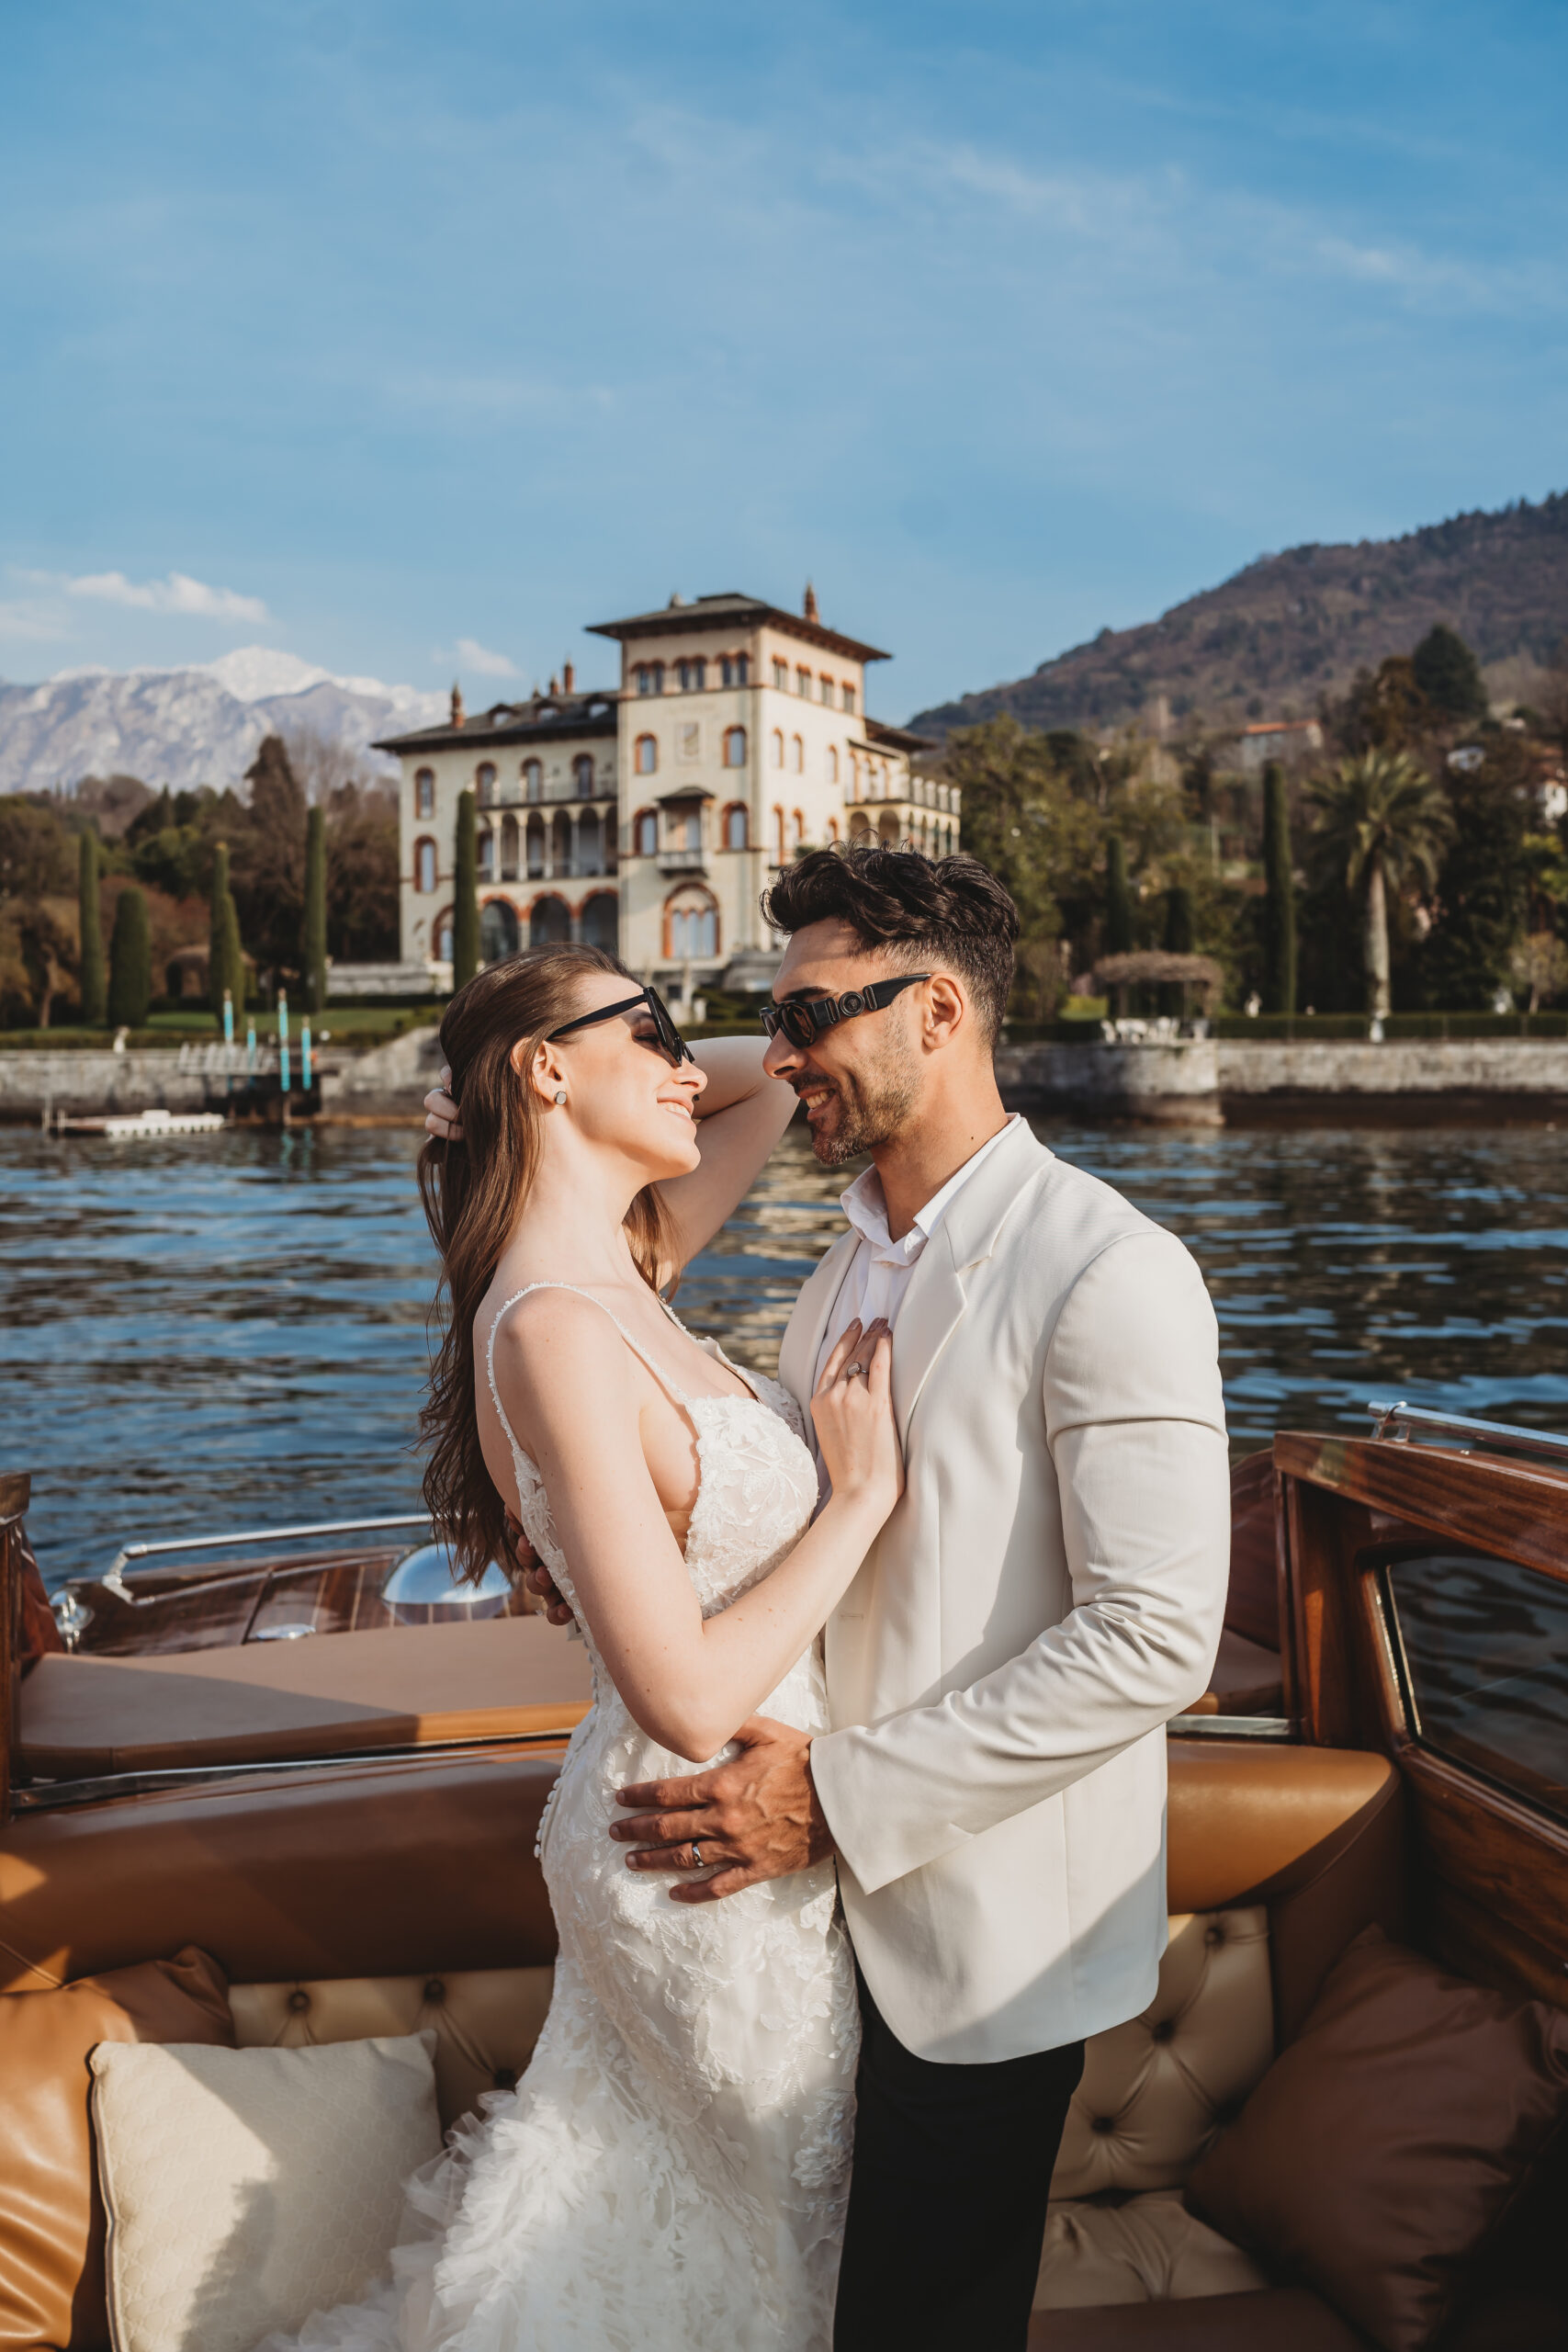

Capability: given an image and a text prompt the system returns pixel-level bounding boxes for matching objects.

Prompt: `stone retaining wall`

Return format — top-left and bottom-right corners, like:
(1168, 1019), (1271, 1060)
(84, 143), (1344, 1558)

(7, 1031), (1568, 1125)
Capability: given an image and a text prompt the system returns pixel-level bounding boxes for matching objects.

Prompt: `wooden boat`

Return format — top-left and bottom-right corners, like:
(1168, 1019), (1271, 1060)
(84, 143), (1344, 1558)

(3, 1406), (1565, 2347)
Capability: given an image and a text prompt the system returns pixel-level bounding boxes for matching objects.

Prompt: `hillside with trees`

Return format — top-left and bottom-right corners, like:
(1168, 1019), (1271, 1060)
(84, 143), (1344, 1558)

(913, 492), (1568, 739)
(942, 622), (1568, 1023)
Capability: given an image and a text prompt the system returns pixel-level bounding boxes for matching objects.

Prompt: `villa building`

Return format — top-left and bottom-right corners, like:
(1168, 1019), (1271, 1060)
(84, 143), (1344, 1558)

(376, 587), (953, 999)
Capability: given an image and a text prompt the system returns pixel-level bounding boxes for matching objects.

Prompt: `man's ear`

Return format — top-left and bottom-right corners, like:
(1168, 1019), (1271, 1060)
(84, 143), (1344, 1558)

(515, 1035), (567, 1102)
(921, 972), (967, 1047)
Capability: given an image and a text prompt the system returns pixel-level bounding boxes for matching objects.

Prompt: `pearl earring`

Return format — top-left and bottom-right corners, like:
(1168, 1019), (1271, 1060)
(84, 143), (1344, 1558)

(554, 1089), (567, 1105)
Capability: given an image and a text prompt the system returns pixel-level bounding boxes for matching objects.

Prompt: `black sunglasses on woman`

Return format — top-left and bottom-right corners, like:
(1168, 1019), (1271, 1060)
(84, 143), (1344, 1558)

(547, 986), (695, 1067)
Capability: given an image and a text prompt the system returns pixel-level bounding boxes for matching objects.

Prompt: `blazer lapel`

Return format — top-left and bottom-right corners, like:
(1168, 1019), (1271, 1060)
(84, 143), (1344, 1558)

(891, 1119), (1052, 1442)
(778, 1230), (858, 1413)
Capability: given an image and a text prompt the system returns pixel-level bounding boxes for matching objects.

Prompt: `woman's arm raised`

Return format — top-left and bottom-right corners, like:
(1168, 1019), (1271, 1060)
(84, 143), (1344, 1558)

(653, 1037), (794, 1275)
(494, 1291), (897, 1762)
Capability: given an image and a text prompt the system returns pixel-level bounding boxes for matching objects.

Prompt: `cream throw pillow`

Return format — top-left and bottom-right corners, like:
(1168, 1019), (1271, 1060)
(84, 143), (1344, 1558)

(89, 2030), (442, 2352)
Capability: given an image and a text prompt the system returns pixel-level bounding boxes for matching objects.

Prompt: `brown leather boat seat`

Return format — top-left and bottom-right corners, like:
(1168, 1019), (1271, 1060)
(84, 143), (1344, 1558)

(1030, 2288), (1372, 2347)
(16, 1615), (592, 1779)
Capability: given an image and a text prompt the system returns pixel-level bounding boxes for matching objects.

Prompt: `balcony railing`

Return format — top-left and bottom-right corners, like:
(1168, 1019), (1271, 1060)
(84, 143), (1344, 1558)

(657, 847), (708, 876)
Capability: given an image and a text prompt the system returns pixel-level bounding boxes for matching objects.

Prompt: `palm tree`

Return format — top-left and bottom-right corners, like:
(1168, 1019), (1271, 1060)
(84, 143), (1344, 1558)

(1308, 751), (1452, 1017)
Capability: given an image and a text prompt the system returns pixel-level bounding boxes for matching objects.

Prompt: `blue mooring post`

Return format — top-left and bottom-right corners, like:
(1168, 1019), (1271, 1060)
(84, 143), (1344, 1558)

(301, 1023), (312, 1091)
(222, 988), (234, 1046)
(278, 989), (291, 1092)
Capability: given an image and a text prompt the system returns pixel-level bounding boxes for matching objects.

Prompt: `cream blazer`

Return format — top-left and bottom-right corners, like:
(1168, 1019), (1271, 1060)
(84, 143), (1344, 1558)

(782, 1118), (1230, 2064)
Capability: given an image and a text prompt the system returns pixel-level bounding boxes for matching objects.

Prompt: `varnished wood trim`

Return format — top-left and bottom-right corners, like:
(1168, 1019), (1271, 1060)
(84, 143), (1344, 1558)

(0, 1473), (31, 1525)
(1274, 1435), (1568, 1585)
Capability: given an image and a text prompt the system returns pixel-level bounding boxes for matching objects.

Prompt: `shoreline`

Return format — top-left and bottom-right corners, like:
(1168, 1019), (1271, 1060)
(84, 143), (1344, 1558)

(5, 1031), (1568, 1129)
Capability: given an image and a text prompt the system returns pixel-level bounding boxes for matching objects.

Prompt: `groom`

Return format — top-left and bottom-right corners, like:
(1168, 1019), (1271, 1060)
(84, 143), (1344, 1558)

(605, 844), (1231, 2347)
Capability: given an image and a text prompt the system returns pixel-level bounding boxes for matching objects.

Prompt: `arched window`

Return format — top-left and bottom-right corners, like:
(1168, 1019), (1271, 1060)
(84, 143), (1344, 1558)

(789, 735), (804, 774)
(818, 675), (833, 704)
(826, 744), (839, 786)
(434, 910), (454, 962)
(480, 898), (520, 963)
(529, 897), (571, 947)
(770, 729), (784, 768)
(581, 892), (618, 953)
(841, 684), (856, 714)
(723, 725), (747, 768)
(773, 659), (788, 690)
(501, 813), (520, 880)
(878, 813), (899, 846)
(476, 763), (497, 807)
(414, 769), (434, 820)
(664, 888), (719, 961)
(572, 753), (594, 797)
(634, 662), (664, 696)
(795, 667), (811, 697)
(635, 734), (658, 775)
(721, 653), (749, 686)
(526, 816), (545, 877)
(827, 816), (840, 842)
(578, 808), (602, 874)
(773, 807), (786, 861)
(551, 810), (572, 875)
(634, 808), (658, 858)
(793, 809), (806, 847)
(414, 837), (437, 894)
(677, 658), (706, 692)
(523, 758), (543, 803)
(723, 803), (749, 850)
(477, 825), (494, 879)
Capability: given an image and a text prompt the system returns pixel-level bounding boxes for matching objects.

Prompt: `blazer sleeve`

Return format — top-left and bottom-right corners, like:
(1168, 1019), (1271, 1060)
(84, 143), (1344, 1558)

(809, 1228), (1231, 1895)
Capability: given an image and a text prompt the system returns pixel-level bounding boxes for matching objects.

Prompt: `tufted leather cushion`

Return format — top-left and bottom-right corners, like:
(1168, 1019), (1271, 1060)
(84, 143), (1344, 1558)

(1037, 1909), (1274, 2314)
(230, 1965), (557, 2130)
(1188, 1928), (1568, 2352)
(1036, 2192), (1268, 2308)
(90, 2034), (441, 2352)
(1050, 1909), (1272, 2201)
(0, 1948), (233, 2352)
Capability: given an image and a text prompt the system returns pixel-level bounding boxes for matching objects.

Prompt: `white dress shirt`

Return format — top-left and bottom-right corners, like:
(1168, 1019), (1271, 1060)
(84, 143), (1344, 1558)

(807, 1116), (1021, 1483)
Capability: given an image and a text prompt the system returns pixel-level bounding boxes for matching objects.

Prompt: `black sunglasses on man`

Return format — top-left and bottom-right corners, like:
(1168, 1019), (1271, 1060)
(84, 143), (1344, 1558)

(547, 986), (695, 1067)
(760, 971), (931, 1052)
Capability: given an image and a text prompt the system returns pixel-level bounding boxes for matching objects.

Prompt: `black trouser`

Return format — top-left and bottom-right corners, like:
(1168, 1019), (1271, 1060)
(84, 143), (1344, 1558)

(833, 1966), (1084, 2352)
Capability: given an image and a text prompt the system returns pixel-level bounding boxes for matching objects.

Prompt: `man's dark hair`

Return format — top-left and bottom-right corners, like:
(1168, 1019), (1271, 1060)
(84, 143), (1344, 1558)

(761, 843), (1020, 1042)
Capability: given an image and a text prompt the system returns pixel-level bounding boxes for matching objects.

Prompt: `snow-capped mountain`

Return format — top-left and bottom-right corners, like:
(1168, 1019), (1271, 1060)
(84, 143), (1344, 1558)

(0, 648), (447, 796)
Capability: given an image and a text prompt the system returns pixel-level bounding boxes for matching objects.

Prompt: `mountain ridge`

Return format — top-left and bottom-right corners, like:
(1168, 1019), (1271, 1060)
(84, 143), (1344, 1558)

(0, 648), (446, 797)
(910, 492), (1568, 740)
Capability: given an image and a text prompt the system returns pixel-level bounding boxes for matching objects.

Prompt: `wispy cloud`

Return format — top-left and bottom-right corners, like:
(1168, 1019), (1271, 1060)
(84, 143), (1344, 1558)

(63, 570), (269, 622)
(0, 596), (71, 643)
(454, 637), (518, 678)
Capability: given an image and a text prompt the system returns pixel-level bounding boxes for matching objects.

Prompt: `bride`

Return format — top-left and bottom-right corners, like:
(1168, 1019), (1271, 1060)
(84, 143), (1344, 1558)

(265, 944), (901, 2352)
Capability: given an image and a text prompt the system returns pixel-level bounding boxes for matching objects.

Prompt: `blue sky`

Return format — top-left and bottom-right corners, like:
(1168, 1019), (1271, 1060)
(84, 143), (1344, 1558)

(2, 0), (1563, 719)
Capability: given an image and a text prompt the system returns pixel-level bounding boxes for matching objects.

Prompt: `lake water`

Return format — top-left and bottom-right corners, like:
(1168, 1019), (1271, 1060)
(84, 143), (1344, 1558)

(4, 1119), (1566, 1589)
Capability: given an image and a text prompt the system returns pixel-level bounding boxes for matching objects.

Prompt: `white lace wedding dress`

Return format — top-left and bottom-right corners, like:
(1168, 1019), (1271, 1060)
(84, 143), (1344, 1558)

(264, 1285), (858, 2352)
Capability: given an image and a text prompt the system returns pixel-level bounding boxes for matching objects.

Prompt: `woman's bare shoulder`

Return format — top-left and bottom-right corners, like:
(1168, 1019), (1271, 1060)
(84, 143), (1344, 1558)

(481, 1285), (636, 1419)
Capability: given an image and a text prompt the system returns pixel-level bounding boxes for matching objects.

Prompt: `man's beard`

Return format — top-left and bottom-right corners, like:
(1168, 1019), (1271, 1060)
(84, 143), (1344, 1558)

(796, 1052), (920, 1166)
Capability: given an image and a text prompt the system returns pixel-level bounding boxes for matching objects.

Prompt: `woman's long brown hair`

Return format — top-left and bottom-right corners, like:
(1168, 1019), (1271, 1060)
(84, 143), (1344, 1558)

(418, 944), (673, 1583)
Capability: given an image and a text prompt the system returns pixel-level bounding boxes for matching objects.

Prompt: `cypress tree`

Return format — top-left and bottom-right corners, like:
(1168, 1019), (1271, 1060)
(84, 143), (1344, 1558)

(107, 887), (152, 1028)
(1411, 624), (1488, 725)
(77, 831), (106, 1024)
(453, 788), (479, 989)
(1261, 762), (1297, 1014)
(1105, 834), (1133, 954)
(1161, 883), (1194, 1019)
(209, 841), (246, 1030)
(302, 805), (328, 1013)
